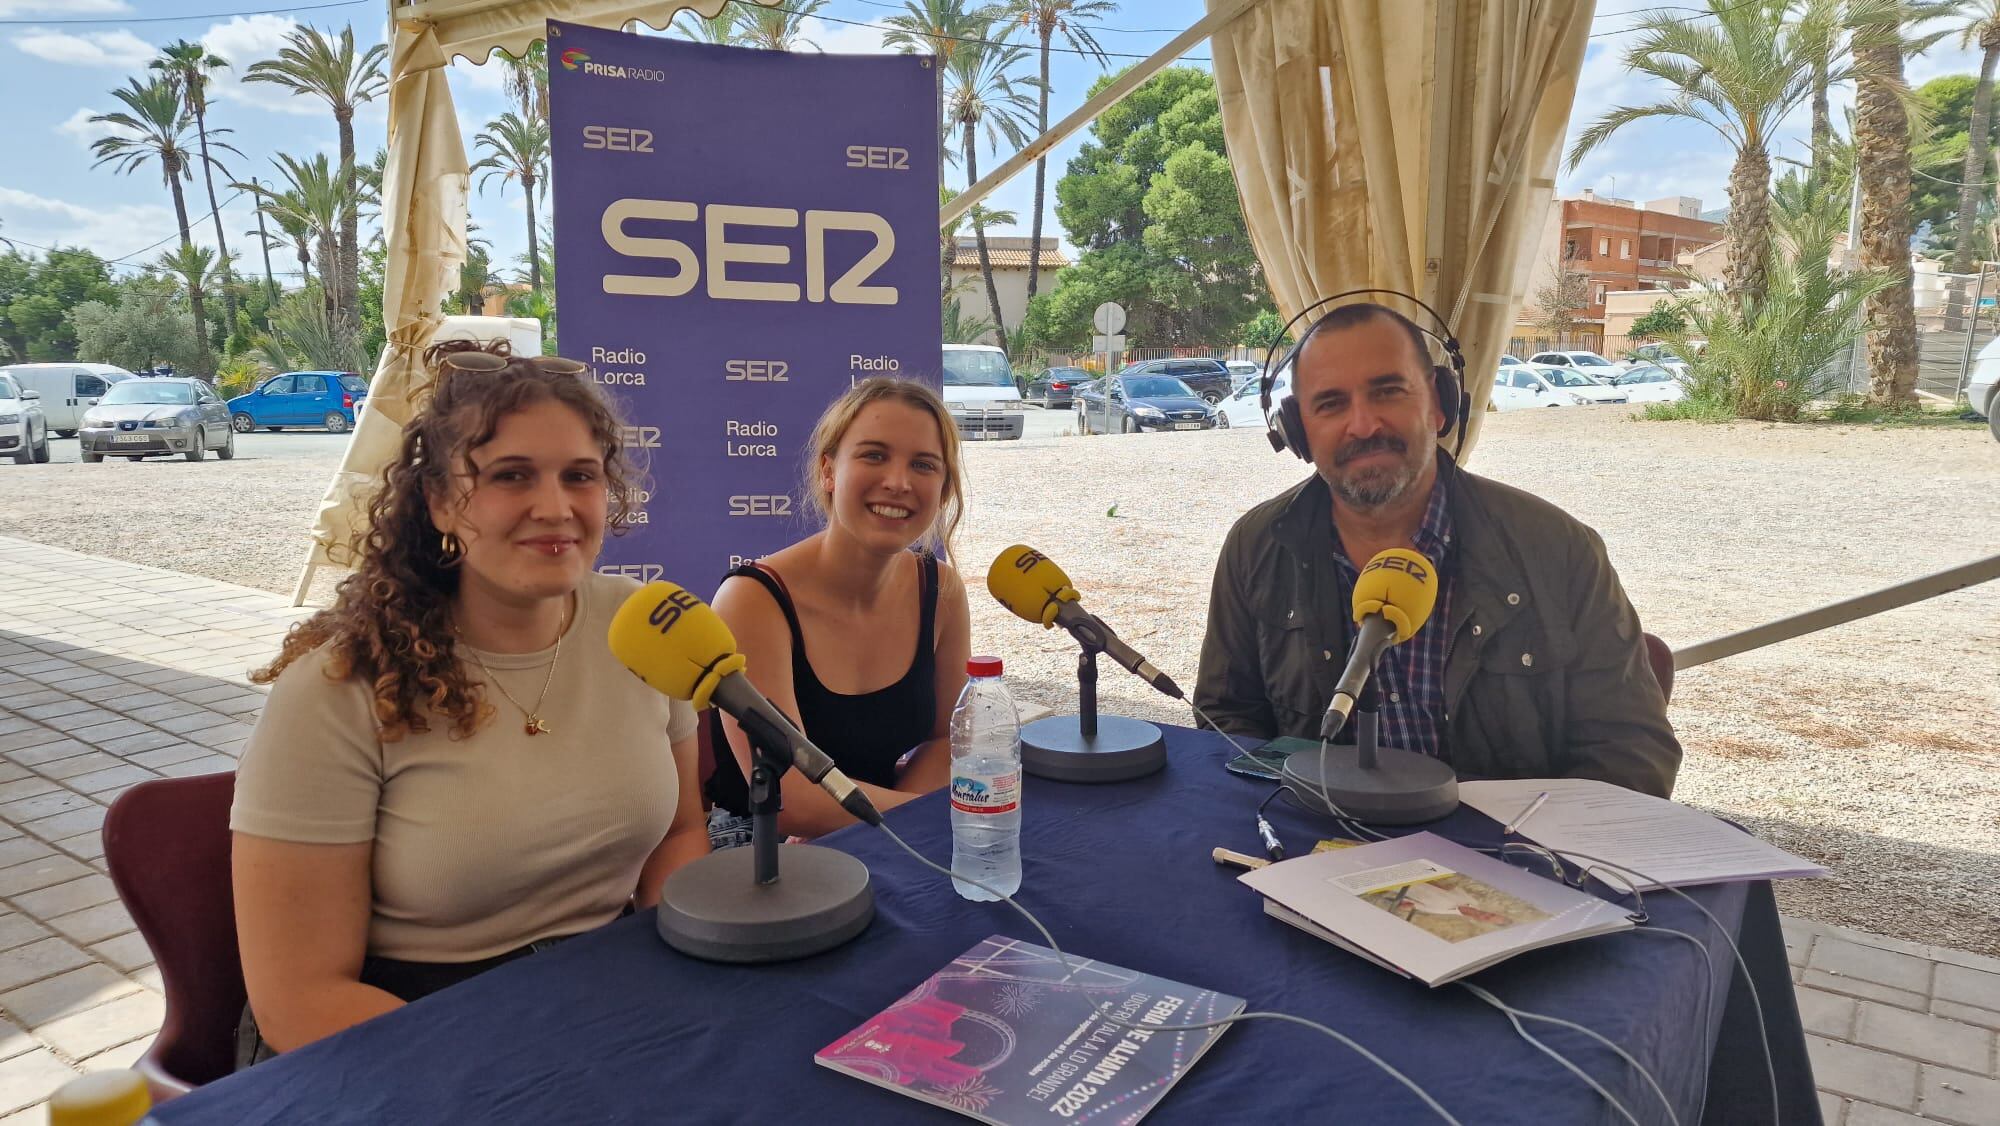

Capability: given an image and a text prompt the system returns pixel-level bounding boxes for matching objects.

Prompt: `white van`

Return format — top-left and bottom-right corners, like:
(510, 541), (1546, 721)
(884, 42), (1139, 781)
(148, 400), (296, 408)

(940, 344), (1024, 441)
(0, 363), (135, 436)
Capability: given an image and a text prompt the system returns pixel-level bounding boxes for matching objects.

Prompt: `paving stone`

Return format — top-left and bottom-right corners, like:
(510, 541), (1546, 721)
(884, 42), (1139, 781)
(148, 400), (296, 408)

(87, 932), (151, 974)
(0, 841), (52, 875)
(1938, 966), (2000, 1014)
(78, 1037), (148, 1073)
(25, 805), (106, 841)
(14, 701), (92, 722)
(152, 711), (232, 736)
(52, 833), (103, 865)
(35, 752), (123, 781)
(63, 765), (156, 796)
(92, 729), (182, 757)
(42, 674), (117, 694)
(3, 739), (90, 768)
(1922, 1065), (2000, 1126)
(156, 755), (236, 778)
(1821, 1092), (1847, 1126)
(0, 917), (48, 954)
(0, 780), (56, 806)
(1855, 1002), (1995, 1073)
(1803, 969), (1931, 1012)
(0, 857), (91, 899)
(129, 966), (161, 995)
(1933, 1000), (2000, 1032)
(0, 962), (137, 1029)
(0, 790), (88, 824)
(126, 743), (207, 770)
(0, 1049), (80, 1114)
(40, 711), (120, 737)
(121, 700), (203, 725)
(12, 877), (116, 921)
(0, 1020), (29, 1064)
(0, 938), (91, 993)
(1845, 1101), (1935, 1125)
(65, 719), (150, 747)
(1813, 938), (1937, 995)
(31, 990), (163, 1060)
(1808, 1035), (1921, 1109)
(43, 901), (132, 947)
(0, 730), (65, 756)
(1799, 985), (1860, 1039)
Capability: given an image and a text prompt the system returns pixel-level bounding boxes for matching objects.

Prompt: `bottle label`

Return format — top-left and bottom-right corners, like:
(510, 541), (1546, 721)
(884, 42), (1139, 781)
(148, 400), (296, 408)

(950, 770), (1020, 815)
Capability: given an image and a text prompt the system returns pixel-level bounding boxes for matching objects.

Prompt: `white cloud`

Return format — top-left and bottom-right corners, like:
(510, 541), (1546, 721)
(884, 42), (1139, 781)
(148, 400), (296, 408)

(55, 107), (100, 147)
(805, 17), (891, 56)
(199, 15), (322, 117)
(13, 28), (153, 68)
(0, 0), (126, 16)
(0, 185), (175, 258)
(450, 53), (510, 96)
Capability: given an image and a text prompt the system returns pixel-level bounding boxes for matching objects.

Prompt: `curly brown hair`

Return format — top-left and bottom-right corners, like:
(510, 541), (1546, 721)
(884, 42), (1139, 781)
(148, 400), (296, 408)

(253, 340), (639, 741)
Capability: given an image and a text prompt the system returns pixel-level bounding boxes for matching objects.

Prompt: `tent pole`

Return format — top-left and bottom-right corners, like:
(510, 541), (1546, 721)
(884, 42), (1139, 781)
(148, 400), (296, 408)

(940, 0), (1266, 229)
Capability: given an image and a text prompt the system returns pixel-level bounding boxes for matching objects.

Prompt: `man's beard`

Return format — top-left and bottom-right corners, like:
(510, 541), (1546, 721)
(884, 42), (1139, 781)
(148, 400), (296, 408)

(1328, 434), (1433, 509)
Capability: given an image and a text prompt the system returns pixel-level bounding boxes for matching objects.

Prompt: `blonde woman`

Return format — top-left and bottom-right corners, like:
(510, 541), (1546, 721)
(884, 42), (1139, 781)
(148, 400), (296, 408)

(708, 377), (972, 840)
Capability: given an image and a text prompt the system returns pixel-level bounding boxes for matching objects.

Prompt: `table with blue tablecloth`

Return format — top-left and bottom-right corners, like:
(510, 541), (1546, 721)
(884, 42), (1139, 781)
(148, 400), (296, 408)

(152, 725), (1818, 1124)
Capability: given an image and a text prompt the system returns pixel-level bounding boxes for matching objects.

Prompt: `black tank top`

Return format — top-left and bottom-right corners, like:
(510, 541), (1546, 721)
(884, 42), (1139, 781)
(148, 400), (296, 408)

(707, 554), (940, 816)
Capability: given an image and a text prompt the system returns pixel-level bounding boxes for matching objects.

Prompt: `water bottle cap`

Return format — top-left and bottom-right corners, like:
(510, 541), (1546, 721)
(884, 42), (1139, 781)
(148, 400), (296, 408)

(966, 656), (1003, 677)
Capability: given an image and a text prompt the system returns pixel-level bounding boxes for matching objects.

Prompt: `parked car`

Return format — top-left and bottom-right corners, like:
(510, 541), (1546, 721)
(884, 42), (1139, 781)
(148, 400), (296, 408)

(941, 344), (1025, 441)
(1215, 362), (1291, 429)
(1074, 373), (1217, 434)
(1491, 362), (1628, 409)
(227, 370), (368, 434)
(0, 362), (133, 437)
(1024, 366), (1093, 408)
(1964, 335), (2000, 442)
(1529, 350), (1624, 383)
(0, 372), (50, 464)
(1224, 359), (1264, 388)
(78, 377), (235, 462)
(1621, 343), (1689, 377)
(1612, 363), (1685, 404)
(1111, 357), (1234, 404)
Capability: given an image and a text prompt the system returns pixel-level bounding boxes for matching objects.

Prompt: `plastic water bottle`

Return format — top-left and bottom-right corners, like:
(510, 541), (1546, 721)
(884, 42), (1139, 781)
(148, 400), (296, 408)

(48, 1069), (157, 1126)
(951, 655), (1022, 900)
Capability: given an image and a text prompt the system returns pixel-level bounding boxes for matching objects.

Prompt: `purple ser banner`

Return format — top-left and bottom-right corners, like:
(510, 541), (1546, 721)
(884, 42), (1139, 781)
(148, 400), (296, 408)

(548, 21), (941, 597)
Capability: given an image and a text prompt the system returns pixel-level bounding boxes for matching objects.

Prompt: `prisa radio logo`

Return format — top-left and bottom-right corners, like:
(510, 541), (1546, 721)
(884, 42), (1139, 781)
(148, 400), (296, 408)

(565, 50), (665, 82)
(558, 49), (588, 71)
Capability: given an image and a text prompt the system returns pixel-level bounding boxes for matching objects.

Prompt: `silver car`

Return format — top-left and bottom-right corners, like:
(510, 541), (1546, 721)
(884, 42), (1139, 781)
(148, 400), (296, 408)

(78, 377), (235, 463)
(0, 373), (50, 464)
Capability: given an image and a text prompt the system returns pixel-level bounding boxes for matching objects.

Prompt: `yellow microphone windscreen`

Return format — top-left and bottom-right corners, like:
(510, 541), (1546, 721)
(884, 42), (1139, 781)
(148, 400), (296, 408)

(607, 581), (746, 710)
(1352, 548), (1440, 644)
(987, 545), (1079, 628)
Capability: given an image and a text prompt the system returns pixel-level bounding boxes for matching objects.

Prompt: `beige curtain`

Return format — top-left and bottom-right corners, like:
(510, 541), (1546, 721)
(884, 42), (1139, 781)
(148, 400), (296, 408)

(1208, 0), (1592, 458)
(292, 0), (779, 603)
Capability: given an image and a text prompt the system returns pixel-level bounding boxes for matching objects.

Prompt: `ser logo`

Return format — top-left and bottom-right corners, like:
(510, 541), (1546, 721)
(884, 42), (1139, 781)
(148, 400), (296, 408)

(583, 126), (654, 153)
(728, 495), (793, 517)
(599, 563), (665, 583)
(645, 586), (703, 632)
(1361, 555), (1430, 584)
(845, 145), (910, 171)
(1012, 549), (1047, 573)
(620, 425), (662, 449)
(725, 359), (788, 382)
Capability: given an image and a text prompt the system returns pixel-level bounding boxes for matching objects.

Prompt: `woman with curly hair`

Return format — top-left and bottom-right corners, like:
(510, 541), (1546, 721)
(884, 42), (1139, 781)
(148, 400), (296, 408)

(706, 376), (972, 842)
(229, 341), (707, 1060)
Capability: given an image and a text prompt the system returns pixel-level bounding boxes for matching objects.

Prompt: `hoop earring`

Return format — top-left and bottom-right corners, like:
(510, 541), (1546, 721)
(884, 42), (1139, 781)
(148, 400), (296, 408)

(438, 531), (465, 568)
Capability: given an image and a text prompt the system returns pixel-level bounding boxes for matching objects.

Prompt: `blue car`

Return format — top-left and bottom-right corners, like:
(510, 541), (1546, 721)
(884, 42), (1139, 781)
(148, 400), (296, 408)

(227, 371), (368, 434)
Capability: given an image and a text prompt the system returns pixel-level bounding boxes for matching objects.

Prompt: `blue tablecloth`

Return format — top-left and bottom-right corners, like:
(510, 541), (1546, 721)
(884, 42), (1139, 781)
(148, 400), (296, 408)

(155, 725), (1818, 1125)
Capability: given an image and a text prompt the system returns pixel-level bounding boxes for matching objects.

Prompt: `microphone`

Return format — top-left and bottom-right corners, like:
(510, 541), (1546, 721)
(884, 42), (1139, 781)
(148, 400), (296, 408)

(987, 545), (1184, 700)
(608, 581), (883, 827)
(1320, 548), (1441, 739)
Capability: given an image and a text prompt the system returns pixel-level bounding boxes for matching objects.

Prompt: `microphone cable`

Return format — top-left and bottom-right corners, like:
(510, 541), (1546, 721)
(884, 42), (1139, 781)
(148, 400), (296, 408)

(868, 818), (1465, 1126)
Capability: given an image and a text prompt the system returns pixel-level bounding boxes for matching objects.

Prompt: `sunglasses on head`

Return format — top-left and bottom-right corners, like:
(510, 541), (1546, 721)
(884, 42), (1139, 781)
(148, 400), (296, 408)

(434, 350), (589, 377)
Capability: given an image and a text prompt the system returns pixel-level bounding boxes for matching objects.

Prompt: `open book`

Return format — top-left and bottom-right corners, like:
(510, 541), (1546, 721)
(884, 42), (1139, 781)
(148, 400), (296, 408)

(816, 935), (1244, 1125)
(1239, 833), (1633, 987)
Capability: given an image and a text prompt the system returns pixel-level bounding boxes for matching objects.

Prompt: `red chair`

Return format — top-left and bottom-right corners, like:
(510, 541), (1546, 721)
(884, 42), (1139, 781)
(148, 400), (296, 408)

(102, 772), (244, 1101)
(1642, 632), (1675, 703)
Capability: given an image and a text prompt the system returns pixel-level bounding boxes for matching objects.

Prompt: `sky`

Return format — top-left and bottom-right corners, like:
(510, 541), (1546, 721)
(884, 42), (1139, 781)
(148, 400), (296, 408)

(0, 0), (1991, 290)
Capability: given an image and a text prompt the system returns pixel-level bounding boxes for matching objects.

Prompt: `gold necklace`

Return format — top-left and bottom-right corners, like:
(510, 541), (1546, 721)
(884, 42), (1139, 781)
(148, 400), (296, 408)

(459, 597), (569, 737)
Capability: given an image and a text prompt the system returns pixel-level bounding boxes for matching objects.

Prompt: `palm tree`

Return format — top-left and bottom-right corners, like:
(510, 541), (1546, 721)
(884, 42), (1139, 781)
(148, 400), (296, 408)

(89, 78), (199, 251)
(237, 153), (352, 319)
(943, 297), (997, 344)
(943, 29), (1041, 354)
(244, 25), (388, 327)
(1568, 0), (1885, 308)
(1944, 1), (2000, 273)
(157, 243), (222, 379)
(457, 233), (501, 315)
(939, 188), (1016, 311)
(675, 9), (740, 44)
(735, 0), (828, 50)
(502, 41), (549, 121)
(152, 40), (242, 332)
(242, 175), (281, 308)
(1790, 0), (1844, 182)
(472, 112), (551, 293)
(1004, 0), (1114, 313)
(883, 0), (992, 190)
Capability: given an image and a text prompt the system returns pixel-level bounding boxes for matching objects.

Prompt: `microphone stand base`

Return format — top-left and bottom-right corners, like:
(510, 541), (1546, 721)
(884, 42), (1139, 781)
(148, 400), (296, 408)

(1280, 744), (1459, 825)
(1021, 715), (1166, 783)
(655, 844), (874, 963)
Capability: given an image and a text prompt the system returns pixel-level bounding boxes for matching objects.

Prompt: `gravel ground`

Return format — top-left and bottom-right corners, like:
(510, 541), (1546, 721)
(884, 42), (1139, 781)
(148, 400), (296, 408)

(3, 410), (1996, 953)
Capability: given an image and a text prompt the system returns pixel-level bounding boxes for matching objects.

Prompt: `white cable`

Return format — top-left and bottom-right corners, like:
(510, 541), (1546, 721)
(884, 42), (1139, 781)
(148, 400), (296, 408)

(1184, 700), (1390, 842)
(1460, 981), (1677, 1126)
(1462, 983), (1645, 1126)
(870, 820), (1465, 1126)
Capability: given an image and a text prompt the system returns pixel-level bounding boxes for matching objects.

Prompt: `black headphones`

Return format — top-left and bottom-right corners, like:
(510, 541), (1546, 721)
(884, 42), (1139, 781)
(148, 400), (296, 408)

(1258, 288), (1470, 462)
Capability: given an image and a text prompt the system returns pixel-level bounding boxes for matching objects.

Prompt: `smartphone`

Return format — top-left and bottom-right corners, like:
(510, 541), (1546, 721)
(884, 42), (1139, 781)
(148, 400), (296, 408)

(1223, 736), (1321, 781)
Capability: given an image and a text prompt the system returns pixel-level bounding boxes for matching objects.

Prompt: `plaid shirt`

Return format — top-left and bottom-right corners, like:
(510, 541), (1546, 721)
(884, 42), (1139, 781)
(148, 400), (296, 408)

(1330, 477), (1454, 758)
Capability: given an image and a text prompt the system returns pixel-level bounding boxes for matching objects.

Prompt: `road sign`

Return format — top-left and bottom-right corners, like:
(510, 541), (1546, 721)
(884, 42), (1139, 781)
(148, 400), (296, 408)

(1092, 302), (1127, 336)
(1092, 334), (1126, 355)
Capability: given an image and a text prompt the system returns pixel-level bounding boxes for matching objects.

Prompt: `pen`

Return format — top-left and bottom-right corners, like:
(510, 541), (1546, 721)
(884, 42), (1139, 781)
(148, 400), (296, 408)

(1504, 790), (1550, 837)
(1255, 815), (1287, 861)
(1212, 846), (1272, 871)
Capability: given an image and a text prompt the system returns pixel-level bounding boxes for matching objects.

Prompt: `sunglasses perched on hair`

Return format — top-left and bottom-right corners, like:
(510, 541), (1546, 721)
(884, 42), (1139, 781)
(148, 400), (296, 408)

(433, 351), (590, 377)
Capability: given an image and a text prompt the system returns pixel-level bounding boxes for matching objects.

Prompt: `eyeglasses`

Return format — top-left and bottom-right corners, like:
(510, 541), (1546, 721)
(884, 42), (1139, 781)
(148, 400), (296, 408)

(433, 350), (589, 377)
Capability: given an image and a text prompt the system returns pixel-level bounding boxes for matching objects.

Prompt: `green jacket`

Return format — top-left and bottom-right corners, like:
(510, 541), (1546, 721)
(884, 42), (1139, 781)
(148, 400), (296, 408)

(1194, 461), (1681, 797)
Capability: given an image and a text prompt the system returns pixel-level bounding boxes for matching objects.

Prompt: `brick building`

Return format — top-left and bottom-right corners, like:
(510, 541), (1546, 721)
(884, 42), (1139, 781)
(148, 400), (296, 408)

(1514, 190), (1725, 349)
